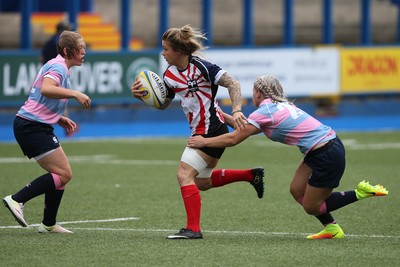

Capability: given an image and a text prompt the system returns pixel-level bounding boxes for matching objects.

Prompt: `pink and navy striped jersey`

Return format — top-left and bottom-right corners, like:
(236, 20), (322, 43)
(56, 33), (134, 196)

(163, 55), (226, 135)
(248, 99), (336, 154)
(17, 55), (70, 125)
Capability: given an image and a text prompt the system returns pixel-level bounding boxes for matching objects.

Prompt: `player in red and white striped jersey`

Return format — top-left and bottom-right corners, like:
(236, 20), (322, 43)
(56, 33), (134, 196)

(131, 25), (265, 239)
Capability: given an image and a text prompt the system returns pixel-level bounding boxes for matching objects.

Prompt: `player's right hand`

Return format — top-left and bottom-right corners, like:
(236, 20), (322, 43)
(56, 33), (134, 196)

(130, 79), (147, 98)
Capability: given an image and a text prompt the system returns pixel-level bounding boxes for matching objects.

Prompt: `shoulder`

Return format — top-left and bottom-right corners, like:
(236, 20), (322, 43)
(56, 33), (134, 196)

(43, 60), (69, 82)
(192, 56), (224, 82)
(164, 65), (174, 74)
(191, 56), (219, 69)
(163, 65), (178, 83)
(249, 101), (274, 119)
(191, 55), (210, 64)
(49, 61), (68, 75)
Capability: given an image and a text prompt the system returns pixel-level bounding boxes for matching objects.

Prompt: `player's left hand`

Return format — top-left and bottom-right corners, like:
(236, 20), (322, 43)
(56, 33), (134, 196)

(187, 136), (206, 148)
(58, 116), (78, 135)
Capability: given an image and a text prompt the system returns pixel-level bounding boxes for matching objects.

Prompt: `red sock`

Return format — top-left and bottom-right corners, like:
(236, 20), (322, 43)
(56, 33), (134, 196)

(211, 169), (253, 188)
(181, 184), (201, 232)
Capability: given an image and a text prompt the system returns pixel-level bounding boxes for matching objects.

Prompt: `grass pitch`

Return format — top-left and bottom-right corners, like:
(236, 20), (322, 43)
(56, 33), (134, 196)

(0, 132), (399, 266)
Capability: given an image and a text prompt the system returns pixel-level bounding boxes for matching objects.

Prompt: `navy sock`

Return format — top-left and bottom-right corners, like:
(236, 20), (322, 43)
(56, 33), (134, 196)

(325, 191), (358, 213)
(12, 173), (55, 204)
(43, 189), (65, 226)
(314, 191), (358, 226)
(315, 213), (335, 225)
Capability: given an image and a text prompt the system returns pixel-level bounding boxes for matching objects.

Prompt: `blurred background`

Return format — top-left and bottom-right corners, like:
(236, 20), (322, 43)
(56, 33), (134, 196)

(0, 0), (400, 141)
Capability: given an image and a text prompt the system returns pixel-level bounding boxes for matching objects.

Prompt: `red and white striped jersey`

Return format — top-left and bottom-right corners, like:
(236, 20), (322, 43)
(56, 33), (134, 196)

(163, 55), (227, 135)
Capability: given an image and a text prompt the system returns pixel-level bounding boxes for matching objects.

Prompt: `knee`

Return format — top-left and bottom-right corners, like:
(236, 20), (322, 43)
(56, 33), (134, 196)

(177, 170), (194, 186)
(302, 203), (320, 216)
(289, 185), (303, 200)
(176, 171), (184, 185)
(59, 169), (73, 185)
(289, 186), (296, 198)
(196, 185), (209, 191)
(195, 179), (212, 191)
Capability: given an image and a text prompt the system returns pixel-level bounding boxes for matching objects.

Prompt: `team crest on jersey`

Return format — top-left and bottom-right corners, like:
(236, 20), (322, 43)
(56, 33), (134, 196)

(187, 79), (199, 93)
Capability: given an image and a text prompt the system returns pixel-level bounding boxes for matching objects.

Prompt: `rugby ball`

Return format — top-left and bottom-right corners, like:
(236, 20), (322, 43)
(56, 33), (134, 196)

(137, 70), (167, 109)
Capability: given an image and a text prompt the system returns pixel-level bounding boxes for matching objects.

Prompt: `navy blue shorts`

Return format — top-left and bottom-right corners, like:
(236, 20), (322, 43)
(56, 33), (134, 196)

(13, 116), (60, 159)
(304, 137), (346, 189)
(195, 123), (229, 159)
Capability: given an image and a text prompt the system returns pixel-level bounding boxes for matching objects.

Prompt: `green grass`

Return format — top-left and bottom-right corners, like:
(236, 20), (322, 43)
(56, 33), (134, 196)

(0, 132), (399, 266)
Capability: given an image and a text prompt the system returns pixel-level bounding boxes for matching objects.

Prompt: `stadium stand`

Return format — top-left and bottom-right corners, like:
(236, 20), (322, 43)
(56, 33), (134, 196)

(30, 12), (143, 51)
(0, 0), (398, 49)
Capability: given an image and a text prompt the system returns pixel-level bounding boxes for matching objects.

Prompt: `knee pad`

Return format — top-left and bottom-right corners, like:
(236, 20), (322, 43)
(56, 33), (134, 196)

(181, 147), (208, 173)
(197, 168), (213, 178)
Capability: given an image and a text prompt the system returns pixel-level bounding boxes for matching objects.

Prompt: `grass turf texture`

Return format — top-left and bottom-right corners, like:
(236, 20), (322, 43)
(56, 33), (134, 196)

(0, 132), (399, 266)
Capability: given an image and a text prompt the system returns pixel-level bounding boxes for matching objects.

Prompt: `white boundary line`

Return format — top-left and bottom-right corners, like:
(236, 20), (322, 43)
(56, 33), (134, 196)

(68, 228), (400, 239)
(0, 217), (398, 239)
(0, 217), (139, 228)
(0, 155), (177, 165)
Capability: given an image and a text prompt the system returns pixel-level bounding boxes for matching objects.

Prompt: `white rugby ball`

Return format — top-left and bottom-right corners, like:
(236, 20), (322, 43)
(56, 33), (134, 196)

(137, 70), (167, 109)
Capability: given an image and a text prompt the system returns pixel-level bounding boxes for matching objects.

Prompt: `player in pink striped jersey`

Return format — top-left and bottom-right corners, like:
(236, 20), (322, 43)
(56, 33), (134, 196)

(131, 25), (265, 239)
(188, 75), (388, 239)
(3, 31), (91, 233)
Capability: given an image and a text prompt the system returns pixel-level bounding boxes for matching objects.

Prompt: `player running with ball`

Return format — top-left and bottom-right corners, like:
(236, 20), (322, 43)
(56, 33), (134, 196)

(131, 25), (265, 239)
(188, 75), (389, 239)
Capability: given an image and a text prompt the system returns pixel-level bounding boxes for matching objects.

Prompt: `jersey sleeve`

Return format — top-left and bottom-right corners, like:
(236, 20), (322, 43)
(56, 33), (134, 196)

(42, 63), (66, 87)
(248, 107), (274, 130)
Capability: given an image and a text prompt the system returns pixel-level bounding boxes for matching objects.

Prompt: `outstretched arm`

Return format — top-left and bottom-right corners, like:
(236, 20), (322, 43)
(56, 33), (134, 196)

(219, 108), (234, 128)
(187, 123), (261, 148)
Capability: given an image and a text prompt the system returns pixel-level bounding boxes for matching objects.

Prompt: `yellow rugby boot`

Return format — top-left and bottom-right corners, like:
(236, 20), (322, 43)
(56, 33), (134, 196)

(355, 180), (389, 200)
(307, 223), (344, 239)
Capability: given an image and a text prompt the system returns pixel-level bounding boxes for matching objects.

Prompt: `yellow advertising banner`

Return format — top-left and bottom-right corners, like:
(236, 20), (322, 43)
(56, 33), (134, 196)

(341, 47), (400, 93)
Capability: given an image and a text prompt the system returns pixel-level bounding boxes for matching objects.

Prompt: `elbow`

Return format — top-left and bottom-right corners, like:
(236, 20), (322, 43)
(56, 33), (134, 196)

(158, 99), (171, 110)
(158, 104), (168, 110)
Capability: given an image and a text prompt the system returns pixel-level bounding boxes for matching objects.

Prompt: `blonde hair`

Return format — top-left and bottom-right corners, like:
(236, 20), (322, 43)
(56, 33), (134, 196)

(56, 31), (83, 59)
(254, 75), (291, 104)
(162, 24), (207, 55)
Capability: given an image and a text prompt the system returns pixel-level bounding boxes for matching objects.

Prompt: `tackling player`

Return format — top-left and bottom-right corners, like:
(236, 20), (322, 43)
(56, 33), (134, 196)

(188, 74), (389, 239)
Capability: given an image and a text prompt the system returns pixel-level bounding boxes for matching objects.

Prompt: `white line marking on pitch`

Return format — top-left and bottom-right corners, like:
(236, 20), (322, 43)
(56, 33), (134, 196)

(1, 217), (398, 239)
(64, 228), (400, 239)
(0, 217), (139, 229)
(0, 155), (177, 165)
